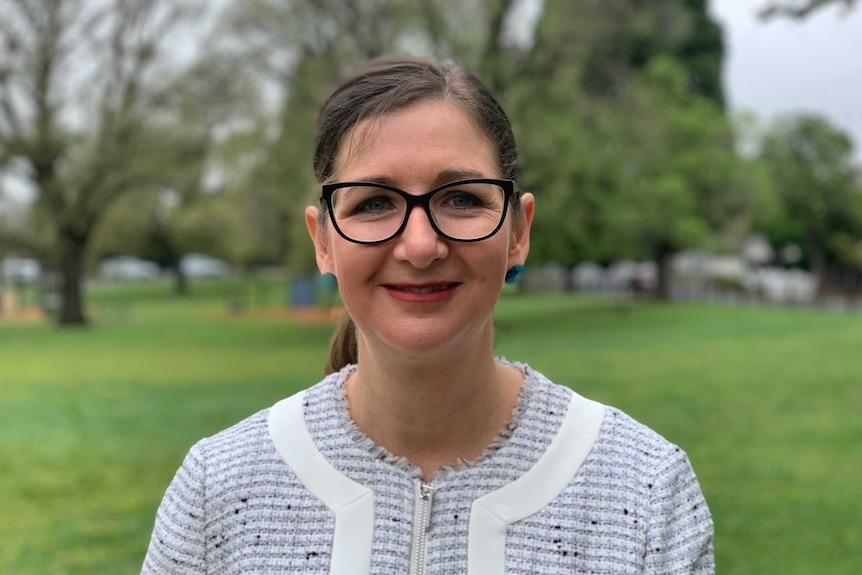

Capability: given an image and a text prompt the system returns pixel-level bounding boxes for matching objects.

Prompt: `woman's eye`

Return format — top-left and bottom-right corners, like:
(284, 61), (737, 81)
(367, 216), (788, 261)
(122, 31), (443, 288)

(444, 191), (482, 209)
(357, 196), (393, 214)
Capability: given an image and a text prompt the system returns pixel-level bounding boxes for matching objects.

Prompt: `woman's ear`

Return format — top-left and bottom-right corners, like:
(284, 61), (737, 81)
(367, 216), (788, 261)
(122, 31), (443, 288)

(305, 205), (335, 275)
(508, 192), (534, 267)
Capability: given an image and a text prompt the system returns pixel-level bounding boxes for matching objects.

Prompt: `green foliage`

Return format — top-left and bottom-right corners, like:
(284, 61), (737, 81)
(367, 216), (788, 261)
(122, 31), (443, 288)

(513, 51), (752, 284)
(1, 286), (861, 573)
(506, 1), (750, 299)
(614, 57), (745, 252)
(535, 0), (724, 106)
(759, 114), (862, 276)
(676, 0), (726, 107)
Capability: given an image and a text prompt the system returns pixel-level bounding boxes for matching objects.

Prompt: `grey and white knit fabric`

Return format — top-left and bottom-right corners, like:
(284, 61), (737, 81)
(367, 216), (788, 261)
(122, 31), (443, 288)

(142, 362), (714, 574)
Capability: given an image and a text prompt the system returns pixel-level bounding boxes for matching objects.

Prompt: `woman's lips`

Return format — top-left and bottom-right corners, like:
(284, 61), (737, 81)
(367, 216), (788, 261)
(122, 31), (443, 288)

(384, 282), (459, 302)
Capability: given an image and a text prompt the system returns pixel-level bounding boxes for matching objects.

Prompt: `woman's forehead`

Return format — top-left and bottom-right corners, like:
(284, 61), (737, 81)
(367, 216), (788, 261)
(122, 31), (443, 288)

(333, 100), (498, 181)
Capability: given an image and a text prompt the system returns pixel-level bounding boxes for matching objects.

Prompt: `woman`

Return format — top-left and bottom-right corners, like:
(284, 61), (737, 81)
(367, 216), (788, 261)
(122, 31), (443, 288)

(142, 56), (713, 574)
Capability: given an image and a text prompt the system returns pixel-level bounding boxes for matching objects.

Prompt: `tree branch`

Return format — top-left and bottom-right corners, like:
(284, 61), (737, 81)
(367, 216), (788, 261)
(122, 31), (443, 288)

(759, 0), (857, 20)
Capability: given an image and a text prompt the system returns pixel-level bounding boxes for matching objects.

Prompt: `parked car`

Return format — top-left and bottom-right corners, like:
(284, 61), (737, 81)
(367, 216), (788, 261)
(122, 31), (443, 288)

(98, 255), (161, 282)
(1, 257), (41, 284)
(179, 253), (230, 278)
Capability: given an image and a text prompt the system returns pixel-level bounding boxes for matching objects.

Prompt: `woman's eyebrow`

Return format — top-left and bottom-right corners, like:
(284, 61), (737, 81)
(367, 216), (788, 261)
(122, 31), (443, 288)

(437, 168), (486, 181)
(343, 169), (488, 187)
(346, 175), (394, 185)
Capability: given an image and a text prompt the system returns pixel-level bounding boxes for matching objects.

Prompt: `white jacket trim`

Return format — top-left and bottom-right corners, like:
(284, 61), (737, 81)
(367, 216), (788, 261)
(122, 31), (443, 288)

(268, 391), (375, 575)
(268, 389), (604, 575)
(468, 392), (606, 575)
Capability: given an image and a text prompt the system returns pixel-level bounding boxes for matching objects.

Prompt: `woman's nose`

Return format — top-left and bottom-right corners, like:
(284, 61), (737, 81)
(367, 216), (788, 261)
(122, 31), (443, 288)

(392, 206), (448, 268)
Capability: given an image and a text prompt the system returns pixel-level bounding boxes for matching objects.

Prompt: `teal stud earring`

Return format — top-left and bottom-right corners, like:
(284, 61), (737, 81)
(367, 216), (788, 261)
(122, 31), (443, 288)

(504, 264), (525, 284)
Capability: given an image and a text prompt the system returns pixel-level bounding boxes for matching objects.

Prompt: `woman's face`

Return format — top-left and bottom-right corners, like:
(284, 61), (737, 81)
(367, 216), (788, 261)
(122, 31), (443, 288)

(305, 99), (533, 359)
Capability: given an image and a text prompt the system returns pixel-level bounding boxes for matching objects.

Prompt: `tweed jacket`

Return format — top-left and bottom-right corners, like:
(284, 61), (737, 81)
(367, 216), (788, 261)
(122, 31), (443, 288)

(142, 362), (714, 574)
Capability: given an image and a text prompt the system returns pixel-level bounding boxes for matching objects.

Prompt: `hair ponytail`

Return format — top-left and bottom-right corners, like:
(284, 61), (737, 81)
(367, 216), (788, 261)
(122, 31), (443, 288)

(325, 310), (358, 374)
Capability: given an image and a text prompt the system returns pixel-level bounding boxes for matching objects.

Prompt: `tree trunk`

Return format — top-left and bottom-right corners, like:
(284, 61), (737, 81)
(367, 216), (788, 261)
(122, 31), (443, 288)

(656, 244), (676, 301)
(170, 263), (188, 296)
(480, 0), (515, 94)
(807, 237), (826, 301)
(57, 231), (89, 326)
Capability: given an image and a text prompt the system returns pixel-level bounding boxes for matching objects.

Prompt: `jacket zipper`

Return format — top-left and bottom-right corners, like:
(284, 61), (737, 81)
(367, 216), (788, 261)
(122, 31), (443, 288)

(410, 480), (434, 575)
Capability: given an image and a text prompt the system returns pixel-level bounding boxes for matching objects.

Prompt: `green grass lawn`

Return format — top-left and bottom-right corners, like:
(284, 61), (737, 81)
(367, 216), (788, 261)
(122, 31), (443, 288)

(1, 280), (860, 574)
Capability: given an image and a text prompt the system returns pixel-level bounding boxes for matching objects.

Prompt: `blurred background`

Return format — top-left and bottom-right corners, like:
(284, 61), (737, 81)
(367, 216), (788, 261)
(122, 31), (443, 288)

(0, 0), (860, 573)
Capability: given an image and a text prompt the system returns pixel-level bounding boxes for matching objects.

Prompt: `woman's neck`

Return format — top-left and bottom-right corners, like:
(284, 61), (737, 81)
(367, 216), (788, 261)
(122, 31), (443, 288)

(345, 339), (523, 481)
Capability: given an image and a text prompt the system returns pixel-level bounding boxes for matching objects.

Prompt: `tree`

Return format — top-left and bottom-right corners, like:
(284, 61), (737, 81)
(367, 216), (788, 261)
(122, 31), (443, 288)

(513, 0), (745, 298)
(93, 51), (264, 294)
(759, 114), (862, 294)
(605, 58), (754, 299)
(528, 0), (725, 108)
(0, 0), (203, 325)
(759, 0), (858, 19)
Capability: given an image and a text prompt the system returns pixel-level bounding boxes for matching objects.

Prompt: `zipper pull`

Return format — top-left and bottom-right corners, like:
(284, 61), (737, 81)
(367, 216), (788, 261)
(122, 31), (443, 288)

(419, 481), (434, 533)
(411, 480), (435, 575)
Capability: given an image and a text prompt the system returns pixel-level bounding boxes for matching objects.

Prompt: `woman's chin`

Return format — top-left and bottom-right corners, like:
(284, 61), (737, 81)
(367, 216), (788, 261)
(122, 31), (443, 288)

(362, 320), (492, 361)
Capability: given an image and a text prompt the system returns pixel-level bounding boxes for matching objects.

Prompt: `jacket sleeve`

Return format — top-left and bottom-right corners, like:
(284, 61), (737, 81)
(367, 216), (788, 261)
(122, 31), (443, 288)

(141, 443), (207, 575)
(645, 446), (714, 574)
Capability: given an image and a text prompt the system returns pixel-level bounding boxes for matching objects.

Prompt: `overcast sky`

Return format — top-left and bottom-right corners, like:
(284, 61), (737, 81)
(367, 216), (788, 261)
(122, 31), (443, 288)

(710, 0), (862, 161)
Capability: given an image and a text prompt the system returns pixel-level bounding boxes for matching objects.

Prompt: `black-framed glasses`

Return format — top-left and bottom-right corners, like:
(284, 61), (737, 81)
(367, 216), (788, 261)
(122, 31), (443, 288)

(321, 178), (516, 244)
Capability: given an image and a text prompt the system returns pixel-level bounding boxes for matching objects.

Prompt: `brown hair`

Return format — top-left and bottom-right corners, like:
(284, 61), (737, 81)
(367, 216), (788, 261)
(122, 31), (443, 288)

(315, 55), (520, 374)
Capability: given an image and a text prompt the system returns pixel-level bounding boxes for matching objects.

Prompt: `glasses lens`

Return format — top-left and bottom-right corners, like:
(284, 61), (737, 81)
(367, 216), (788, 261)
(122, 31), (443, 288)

(330, 185), (406, 243)
(329, 181), (508, 243)
(429, 181), (507, 240)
